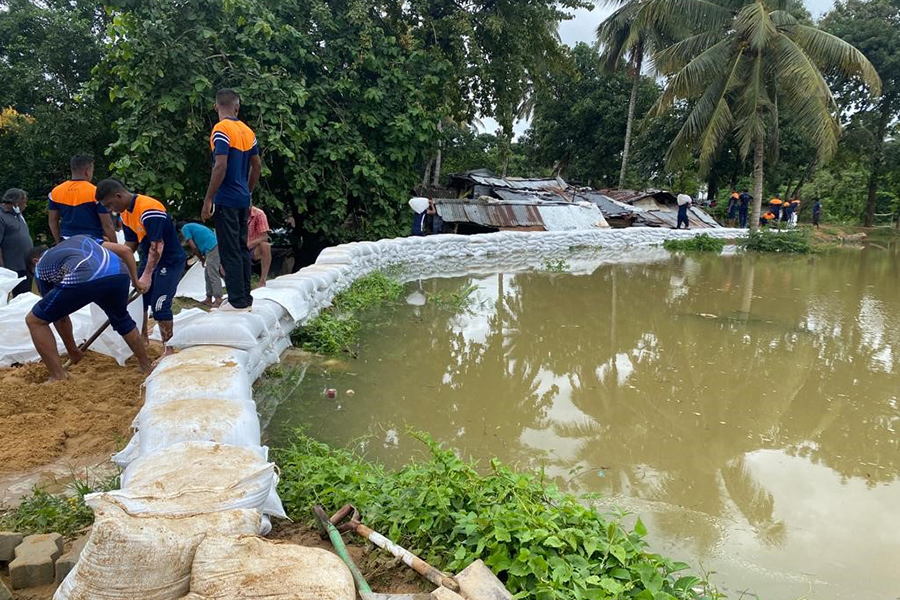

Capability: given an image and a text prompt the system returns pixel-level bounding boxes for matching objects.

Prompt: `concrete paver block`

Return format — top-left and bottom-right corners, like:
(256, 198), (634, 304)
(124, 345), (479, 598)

(456, 560), (513, 600)
(9, 533), (63, 589)
(431, 586), (466, 600)
(55, 534), (89, 586)
(0, 532), (23, 562)
(0, 579), (12, 600)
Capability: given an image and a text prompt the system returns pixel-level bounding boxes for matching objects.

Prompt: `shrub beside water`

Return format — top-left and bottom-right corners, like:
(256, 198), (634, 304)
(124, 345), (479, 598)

(276, 431), (714, 600)
(662, 234), (727, 253)
(290, 271), (403, 354)
(743, 228), (814, 254)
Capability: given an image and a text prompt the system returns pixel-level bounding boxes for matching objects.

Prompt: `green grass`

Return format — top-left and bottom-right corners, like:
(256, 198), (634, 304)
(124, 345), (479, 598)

(663, 234), (727, 254)
(275, 430), (720, 600)
(0, 473), (120, 536)
(290, 271), (403, 355)
(743, 228), (814, 254)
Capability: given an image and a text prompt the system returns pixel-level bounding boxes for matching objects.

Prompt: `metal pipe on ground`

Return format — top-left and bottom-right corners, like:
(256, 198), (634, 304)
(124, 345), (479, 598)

(326, 504), (513, 600)
(313, 505), (431, 600)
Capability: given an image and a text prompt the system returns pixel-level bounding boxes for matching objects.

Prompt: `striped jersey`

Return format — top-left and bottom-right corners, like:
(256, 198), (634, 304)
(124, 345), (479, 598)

(35, 235), (124, 287)
(121, 194), (186, 269)
(210, 117), (259, 208)
(47, 180), (108, 239)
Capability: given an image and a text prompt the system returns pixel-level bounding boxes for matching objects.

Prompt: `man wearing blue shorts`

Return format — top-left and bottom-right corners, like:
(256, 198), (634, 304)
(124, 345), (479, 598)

(25, 235), (152, 381)
(95, 179), (186, 354)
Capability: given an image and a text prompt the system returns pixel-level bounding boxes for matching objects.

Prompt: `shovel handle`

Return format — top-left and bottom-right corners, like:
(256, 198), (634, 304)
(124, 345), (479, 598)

(313, 505), (372, 594)
(355, 522), (460, 592)
(63, 289), (141, 369)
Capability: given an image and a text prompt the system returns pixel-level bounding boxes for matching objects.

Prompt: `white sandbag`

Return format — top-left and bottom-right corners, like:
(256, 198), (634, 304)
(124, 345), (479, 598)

(0, 293), (93, 367)
(112, 434), (141, 469)
(54, 498), (260, 600)
(251, 286), (310, 323)
(136, 398), (261, 457)
(249, 299), (284, 335)
(116, 441), (285, 520)
(176, 261), (223, 302)
(0, 267), (24, 307)
(145, 347), (252, 407)
(151, 308), (208, 342)
(88, 294), (145, 366)
(267, 276), (317, 296)
(167, 311), (268, 349)
(180, 535), (355, 600)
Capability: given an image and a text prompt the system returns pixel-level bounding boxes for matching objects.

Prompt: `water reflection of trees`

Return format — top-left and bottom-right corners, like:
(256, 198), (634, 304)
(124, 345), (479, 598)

(292, 246), (899, 553)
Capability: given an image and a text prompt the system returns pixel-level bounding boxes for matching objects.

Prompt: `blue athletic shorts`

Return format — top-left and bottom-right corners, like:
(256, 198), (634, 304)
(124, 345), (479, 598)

(32, 273), (136, 336)
(141, 262), (184, 322)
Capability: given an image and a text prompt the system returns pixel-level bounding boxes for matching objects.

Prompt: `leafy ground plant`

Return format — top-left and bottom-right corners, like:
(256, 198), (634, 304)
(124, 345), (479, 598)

(290, 271), (403, 355)
(0, 473), (120, 536)
(276, 431), (719, 600)
(743, 228), (814, 254)
(663, 234), (727, 253)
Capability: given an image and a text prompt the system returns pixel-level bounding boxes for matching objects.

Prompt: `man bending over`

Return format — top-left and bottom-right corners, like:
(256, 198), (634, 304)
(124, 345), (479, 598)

(25, 236), (152, 381)
(96, 179), (186, 354)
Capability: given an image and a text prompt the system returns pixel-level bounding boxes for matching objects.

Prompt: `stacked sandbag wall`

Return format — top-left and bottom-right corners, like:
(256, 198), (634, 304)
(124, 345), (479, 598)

(55, 227), (745, 599)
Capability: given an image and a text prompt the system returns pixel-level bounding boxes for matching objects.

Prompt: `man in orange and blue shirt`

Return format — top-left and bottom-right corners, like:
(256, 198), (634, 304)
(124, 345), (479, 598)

(96, 179), (186, 353)
(48, 156), (117, 244)
(201, 89), (261, 311)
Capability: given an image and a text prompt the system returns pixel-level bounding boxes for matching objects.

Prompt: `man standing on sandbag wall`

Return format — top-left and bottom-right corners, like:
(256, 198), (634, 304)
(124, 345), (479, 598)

(25, 235), (152, 381)
(201, 89), (261, 312)
(96, 179), (186, 356)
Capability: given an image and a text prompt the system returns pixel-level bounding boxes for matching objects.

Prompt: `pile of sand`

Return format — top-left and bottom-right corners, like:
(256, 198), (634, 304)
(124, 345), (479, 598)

(0, 352), (151, 474)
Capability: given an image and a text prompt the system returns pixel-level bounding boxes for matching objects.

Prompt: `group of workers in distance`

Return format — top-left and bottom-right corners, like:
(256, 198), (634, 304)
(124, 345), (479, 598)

(4, 89), (270, 381)
(726, 190), (822, 229)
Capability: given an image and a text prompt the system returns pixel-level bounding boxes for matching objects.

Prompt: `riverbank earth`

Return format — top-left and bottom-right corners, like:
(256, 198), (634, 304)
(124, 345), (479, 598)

(0, 349), (160, 506)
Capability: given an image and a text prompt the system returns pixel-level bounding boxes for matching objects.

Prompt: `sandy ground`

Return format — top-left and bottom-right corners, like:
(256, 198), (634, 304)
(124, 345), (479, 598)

(0, 349), (156, 505)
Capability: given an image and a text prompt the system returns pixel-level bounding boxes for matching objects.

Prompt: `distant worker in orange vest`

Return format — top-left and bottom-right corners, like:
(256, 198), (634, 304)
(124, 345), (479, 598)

(727, 191), (739, 227)
(48, 156), (117, 244)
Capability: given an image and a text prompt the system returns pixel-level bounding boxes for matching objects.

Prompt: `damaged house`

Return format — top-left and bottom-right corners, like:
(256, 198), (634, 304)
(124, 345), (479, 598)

(431, 170), (721, 234)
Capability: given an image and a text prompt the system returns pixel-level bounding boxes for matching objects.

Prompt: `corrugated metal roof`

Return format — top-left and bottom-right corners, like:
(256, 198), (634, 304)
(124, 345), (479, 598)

(435, 199), (544, 228)
(595, 188), (677, 205)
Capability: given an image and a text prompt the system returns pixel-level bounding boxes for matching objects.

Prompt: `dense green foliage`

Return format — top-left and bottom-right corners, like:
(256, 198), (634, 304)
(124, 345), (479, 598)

(524, 44), (659, 187)
(0, 0), (114, 241)
(0, 474), (120, 536)
(276, 431), (714, 600)
(662, 234), (727, 253)
(743, 228), (814, 254)
(290, 271), (403, 354)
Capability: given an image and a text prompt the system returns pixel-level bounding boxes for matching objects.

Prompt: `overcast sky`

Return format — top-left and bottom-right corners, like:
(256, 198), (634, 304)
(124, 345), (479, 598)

(479, 0), (839, 136)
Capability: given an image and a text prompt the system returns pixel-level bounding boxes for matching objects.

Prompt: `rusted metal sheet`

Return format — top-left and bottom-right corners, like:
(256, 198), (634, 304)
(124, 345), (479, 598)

(435, 199), (544, 229)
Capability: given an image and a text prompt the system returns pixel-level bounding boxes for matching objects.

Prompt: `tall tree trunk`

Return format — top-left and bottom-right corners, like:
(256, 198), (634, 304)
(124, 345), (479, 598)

(707, 160), (719, 206)
(421, 157), (433, 189)
(750, 135), (764, 233)
(432, 120), (443, 188)
(618, 43), (643, 190)
(791, 158), (817, 201)
(864, 97), (892, 227)
(501, 132), (512, 178)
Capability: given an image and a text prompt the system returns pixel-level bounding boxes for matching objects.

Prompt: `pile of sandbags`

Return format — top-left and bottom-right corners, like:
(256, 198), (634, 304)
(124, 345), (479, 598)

(178, 536), (355, 600)
(55, 499), (261, 600)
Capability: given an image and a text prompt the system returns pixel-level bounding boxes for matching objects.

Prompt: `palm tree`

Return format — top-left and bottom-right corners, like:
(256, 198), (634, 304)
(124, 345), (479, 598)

(644, 0), (881, 231)
(596, 0), (669, 189)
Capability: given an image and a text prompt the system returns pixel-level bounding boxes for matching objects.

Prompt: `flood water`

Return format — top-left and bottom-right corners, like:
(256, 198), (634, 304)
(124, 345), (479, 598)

(268, 243), (900, 600)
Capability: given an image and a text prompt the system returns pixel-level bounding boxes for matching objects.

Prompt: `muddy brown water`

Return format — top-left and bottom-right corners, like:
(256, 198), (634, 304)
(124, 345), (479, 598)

(269, 243), (900, 600)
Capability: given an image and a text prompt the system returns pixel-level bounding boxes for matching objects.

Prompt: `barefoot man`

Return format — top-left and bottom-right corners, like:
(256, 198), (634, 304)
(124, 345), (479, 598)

(95, 179), (186, 355)
(25, 235), (152, 381)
